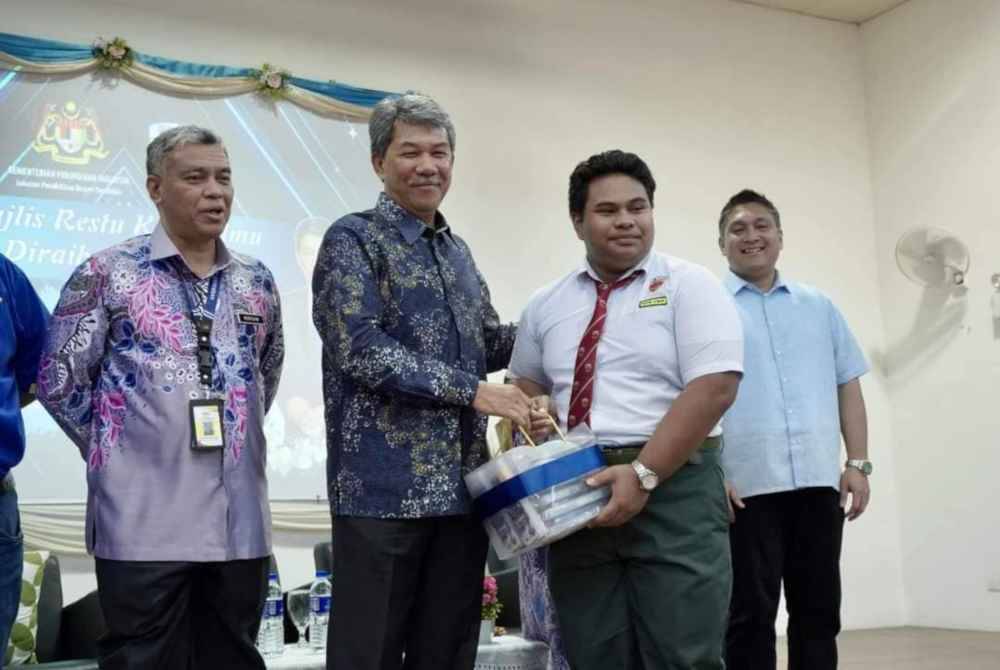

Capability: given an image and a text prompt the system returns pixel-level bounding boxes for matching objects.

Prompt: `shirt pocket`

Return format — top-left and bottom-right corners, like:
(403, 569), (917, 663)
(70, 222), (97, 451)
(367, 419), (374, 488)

(622, 290), (672, 317)
(605, 298), (677, 375)
(611, 293), (673, 336)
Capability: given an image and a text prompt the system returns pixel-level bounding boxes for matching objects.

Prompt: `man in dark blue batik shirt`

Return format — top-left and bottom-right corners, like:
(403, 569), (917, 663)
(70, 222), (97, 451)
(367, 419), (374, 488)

(0, 253), (49, 654)
(313, 92), (533, 670)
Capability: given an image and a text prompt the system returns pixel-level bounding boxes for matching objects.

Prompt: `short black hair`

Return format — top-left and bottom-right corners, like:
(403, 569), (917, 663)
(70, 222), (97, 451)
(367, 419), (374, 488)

(718, 189), (781, 237)
(568, 150), (656, 219)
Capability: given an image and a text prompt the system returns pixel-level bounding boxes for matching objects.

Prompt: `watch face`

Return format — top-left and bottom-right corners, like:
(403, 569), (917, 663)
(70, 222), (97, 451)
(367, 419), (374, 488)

(849, 460), (873, 475)
(640, 474), (658, 491)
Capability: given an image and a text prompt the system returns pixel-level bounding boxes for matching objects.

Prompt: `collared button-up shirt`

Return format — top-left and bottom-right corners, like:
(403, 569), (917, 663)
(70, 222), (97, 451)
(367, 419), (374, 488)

(0, 253), (50, 479)
(721, 270), (868, 499)
(313, 193), (516, 519)
(510, 251), (744, 444)
(37, 224), (284, 561)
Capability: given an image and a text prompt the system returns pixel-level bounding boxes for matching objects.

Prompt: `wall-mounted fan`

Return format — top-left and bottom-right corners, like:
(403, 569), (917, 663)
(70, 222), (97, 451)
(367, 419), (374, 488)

(894, 227), (970, 288)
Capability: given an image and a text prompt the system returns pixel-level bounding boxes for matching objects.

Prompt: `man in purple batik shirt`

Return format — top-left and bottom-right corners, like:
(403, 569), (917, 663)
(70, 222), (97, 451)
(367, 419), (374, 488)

(37, 125), (283, 670)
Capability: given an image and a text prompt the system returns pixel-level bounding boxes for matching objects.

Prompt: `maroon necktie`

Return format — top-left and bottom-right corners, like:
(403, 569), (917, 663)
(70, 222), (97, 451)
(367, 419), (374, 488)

(566, 273), (639, 430)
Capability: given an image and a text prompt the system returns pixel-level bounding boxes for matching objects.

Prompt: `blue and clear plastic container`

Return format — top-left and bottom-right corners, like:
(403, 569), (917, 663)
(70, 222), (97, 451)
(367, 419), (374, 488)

(465, 438), (610, 560)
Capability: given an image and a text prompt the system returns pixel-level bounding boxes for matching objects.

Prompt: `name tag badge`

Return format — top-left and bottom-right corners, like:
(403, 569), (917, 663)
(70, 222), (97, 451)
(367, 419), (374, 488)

(237, 313), (264, 325)
(189, 399), (225, 450)
(638, 296), (668, 309)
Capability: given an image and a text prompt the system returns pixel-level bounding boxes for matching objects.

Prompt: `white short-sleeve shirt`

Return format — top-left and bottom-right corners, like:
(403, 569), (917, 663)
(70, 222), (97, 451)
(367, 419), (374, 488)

(509, 251), (743, 445)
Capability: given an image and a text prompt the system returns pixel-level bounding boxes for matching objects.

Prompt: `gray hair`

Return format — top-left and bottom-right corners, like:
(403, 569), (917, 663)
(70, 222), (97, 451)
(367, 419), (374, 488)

(369, 93), (455, 160)
(146, 125), (225, 176)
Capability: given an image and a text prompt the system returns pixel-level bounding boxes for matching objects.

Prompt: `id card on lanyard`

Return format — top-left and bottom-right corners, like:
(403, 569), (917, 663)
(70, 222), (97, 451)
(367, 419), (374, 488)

(179, 266), (225, 451)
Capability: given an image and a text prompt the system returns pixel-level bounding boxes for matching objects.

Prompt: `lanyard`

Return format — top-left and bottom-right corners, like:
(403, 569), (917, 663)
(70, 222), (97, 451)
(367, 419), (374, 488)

(176, 262), (223, 391)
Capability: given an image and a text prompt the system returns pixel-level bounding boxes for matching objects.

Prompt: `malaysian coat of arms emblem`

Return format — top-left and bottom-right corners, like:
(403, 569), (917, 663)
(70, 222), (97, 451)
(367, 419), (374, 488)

(33, 101), (110, 165)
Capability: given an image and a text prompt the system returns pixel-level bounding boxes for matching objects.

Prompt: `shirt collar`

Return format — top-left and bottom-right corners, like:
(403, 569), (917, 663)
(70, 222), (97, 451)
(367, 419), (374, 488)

(149, 223), (233, 275)
(375, 192), (451, 245)
(577, 252), (651, 285)
(725, 268), (791, 296)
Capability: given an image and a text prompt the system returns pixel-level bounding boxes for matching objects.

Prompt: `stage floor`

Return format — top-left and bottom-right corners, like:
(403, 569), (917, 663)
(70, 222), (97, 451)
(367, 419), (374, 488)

(776, 627), (1000, 669)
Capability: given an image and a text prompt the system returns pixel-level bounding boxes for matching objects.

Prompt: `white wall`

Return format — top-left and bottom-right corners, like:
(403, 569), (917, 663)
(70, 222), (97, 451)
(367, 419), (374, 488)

(862, 0), (1000, 631)
(6, 0), (906, 629)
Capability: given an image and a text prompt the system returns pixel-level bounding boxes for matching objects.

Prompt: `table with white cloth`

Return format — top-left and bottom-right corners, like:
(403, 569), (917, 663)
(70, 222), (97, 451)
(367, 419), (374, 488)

(264, 635), (550, 670)
(263, 644), (325, 670)
(474, 635), (550, 670)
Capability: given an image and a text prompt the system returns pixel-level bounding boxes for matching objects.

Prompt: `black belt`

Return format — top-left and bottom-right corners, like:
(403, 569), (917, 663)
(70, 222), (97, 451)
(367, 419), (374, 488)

(601, 435), (722, 466)
(0, 473), (14, 494)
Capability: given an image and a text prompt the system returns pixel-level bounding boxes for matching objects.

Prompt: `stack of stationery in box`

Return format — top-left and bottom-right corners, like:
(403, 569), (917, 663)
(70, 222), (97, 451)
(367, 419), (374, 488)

(466, 430), (610, 560)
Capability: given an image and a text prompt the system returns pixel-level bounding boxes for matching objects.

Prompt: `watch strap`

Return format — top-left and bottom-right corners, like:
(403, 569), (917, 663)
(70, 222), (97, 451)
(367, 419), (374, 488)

(845, 459), (872, 475)
(631, 460), (659, 491)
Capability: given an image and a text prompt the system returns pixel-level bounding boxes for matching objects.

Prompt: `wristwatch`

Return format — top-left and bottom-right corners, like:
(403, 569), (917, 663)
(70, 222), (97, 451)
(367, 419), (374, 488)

(845, 459), (873, 476)
(631, 460), (659, 492)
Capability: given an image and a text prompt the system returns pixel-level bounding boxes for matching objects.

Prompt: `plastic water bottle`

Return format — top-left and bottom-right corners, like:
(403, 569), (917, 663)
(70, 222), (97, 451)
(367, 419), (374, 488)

(309, 570), (332, 651)
(259, 572), (284, 657)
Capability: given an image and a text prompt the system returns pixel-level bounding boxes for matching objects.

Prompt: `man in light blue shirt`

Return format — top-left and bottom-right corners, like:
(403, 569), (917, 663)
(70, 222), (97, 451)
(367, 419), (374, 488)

(718, 189), (871, 670)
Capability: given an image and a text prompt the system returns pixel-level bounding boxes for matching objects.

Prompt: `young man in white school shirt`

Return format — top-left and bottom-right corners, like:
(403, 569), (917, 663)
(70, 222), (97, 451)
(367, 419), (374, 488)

(509, 150), (744, 670)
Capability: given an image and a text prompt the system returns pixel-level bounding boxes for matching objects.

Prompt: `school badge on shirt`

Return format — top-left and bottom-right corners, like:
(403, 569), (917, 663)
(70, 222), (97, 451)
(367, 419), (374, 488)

(640, 276), (669, 308)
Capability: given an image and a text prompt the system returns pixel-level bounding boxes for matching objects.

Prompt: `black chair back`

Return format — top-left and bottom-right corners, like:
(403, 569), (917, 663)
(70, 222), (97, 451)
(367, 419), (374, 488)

(55, 590), (105, 661)
(35, 554), (63, 663)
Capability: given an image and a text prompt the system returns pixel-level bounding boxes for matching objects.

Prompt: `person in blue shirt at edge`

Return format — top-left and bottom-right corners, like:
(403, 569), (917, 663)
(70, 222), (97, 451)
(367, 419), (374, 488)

(0, 254), (50, 658)
(311, 92), (534, 670)
(718, 189), (872, 670)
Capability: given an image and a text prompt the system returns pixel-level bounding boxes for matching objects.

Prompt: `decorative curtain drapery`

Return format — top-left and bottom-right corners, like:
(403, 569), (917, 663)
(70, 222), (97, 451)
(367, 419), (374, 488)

(21, 501), (332, 556)
(0, 31), (396, 120)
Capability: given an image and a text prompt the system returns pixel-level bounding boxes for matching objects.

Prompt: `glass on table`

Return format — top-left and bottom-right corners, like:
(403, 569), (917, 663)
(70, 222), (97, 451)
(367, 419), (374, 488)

(287, 588), (311, 648)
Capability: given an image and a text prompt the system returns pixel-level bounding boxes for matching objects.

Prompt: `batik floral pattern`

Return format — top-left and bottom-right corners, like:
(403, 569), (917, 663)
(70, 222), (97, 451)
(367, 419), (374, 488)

(89, 390), (125, 471)
(313, 193), (516, 518)
(38, 234), (284, 471)
(226, 384), (249, 461)
(519, 548), (571, 670)
(128, 263), (185, 353)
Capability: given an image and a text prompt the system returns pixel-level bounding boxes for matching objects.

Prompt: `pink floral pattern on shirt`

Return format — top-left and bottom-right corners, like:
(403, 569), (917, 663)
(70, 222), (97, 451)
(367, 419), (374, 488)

(35, 229), (285, 562)
(89, 391), (125, 471)
(128, 265), (186, 353)
(37, 233), (284, 472)
(226, 384), (249, 461)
